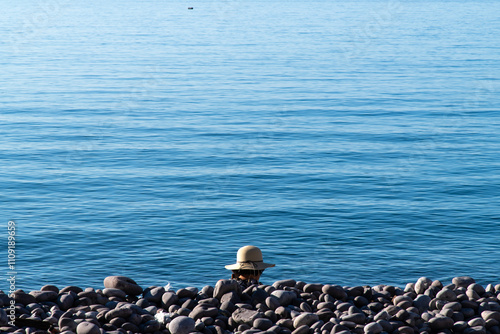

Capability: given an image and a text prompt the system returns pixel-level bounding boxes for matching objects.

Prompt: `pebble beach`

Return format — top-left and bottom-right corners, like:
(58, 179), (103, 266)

(2, 276), (500, 334)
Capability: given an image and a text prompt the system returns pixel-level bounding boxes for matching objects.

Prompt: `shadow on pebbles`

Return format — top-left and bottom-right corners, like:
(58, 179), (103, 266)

(1, 276), (500, 334)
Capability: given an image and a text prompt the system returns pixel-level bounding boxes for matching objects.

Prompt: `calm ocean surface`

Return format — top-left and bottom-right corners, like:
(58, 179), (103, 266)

(1, 0), (499, 292)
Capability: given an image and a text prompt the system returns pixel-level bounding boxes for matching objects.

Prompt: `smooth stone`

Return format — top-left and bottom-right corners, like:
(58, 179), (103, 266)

(303, 284), (323, 293)
(482, 310), (500, 322)
(364, 322), (383, 334)
(177, 287), (198, 299)
(415, 278), (433, 295)
(41, 285), (59, 293)
(59, 317), (77, 332)
(265, 296), (281, 311)
(469, 284), (486, 296)
(429, 316), (454, 330)
(316, 308), (335, 322)
(291, 324), (310, 334)
(242, 330), (261, 334)
(378, 319), (393, 333)
(161, 291), (179, 309)
(169, 315), (195, 334)
(231, 308), (264, 325)
(271, 290), (296, 306)
(443, 301), (462, 311)
(332, 324), (350, 333)
(300, 301), (313, 312)
(221, 291), (241, 305)
(464, 326), (487, 334)
(322, 285), (347, 301)
(404, 283), (415, 293)
(252, 288), (269, 305)
(103, 276), (143, 296)
(467, 289), (481, 300)
(469, 317), (486, 327)
(189, 304), (219, 320)
(220, 301), (236, 314)
(277, 318), (294, 330)
(214, 280), (240, 300)
(140, 319), (161, 332)
(413, 294), (431, 313)
(393, 295), (413, 306)
(144, 286), (165, 303)
(105, 307), (133, 321)
(75, 321), (100, 334)
(293, 312), (319, 328)
(395, 325), (414, 334)
(453, 321), (469, 332)
(436, 289), (457, 302)
(121, 322), (140, 332)
(453, 277), (476, 289)
(57, 294), (75, 311)
(181, 298), (197, 310)
(341, 313), (366, 324)
(273, 280), (297, 289)
(12, 291), (37, 306)
(103, 288), (126, 299)
(60, 286), (84, 294)
(254, 317), (273, 331)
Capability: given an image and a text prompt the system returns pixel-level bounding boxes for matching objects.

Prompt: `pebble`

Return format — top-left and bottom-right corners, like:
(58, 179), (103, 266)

(103, 275), (143, 296)
(293, 312), (318, 328)
(1, 276), (500, 334)
(169, 315), (195, 334)
(76, 321), (101, 334)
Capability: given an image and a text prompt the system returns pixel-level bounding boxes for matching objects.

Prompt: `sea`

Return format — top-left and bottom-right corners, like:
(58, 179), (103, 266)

(1, 0), (499, 293)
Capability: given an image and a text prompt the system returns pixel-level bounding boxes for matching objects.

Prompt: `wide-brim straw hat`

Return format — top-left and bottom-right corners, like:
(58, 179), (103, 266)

(225, 245), (275, 271)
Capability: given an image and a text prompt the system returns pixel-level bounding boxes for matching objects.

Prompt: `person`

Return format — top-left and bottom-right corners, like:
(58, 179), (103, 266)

(225, 245), (275, 286)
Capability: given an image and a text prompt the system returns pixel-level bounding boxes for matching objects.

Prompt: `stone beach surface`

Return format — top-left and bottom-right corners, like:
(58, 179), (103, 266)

(1, 276), (500, 334)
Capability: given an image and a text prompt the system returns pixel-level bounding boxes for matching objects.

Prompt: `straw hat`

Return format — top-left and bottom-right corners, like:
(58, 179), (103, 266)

(225, 245), (275, 271)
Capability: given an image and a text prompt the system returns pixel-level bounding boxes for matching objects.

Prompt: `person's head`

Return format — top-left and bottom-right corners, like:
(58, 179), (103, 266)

(225, 245), (275, 280)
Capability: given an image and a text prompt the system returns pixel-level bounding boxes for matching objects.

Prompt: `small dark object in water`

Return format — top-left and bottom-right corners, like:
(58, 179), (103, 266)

(188, 7), (193, 10)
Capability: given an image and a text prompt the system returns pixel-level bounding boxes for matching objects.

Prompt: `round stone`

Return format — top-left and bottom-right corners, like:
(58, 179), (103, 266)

(103, 288), (126, 298)
(468, 317), (486, 327)
(452, 276), (476, 289)
(482, 310), (500, 322)
(161, 291), (179, 309)
(292, 324), (310, 334)
(144, 286), (165, 303)
(41, 285), (59, 293)
(429, 316), (454, 330)
(364, 322), (383, 334)
(265, 296), (280, 310)
(436, 289), (457, 302)
(213, 279), (240, 300)
(413, 294), (431, 313)
(271, 290), (296, 306)
(103, 276), (143, 296)
(169, 315), (195, 334)
(293, 312), (319, 328)
(273, 279), (297, 289)
(177, 287), (198, 299)
(76, 321), (100, 334)
(415, 277), (433, 295)
(253, 317), (273, 330)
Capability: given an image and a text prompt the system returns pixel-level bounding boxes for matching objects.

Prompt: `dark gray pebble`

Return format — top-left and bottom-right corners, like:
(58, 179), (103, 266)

(103, 276), (143, 296)
(161, 291), (179, 309)
(453, 276), (476, 289)
(254, 317), (273, 330)
(169, 315), (195, 334)
(214, 280), (240, 300)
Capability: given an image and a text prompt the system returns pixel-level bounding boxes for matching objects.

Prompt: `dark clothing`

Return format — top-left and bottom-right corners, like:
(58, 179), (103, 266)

(235, 278), (260, 291)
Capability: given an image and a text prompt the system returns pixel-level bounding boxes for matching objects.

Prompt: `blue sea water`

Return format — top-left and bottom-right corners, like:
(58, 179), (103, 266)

(1, 0), (500, 292)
